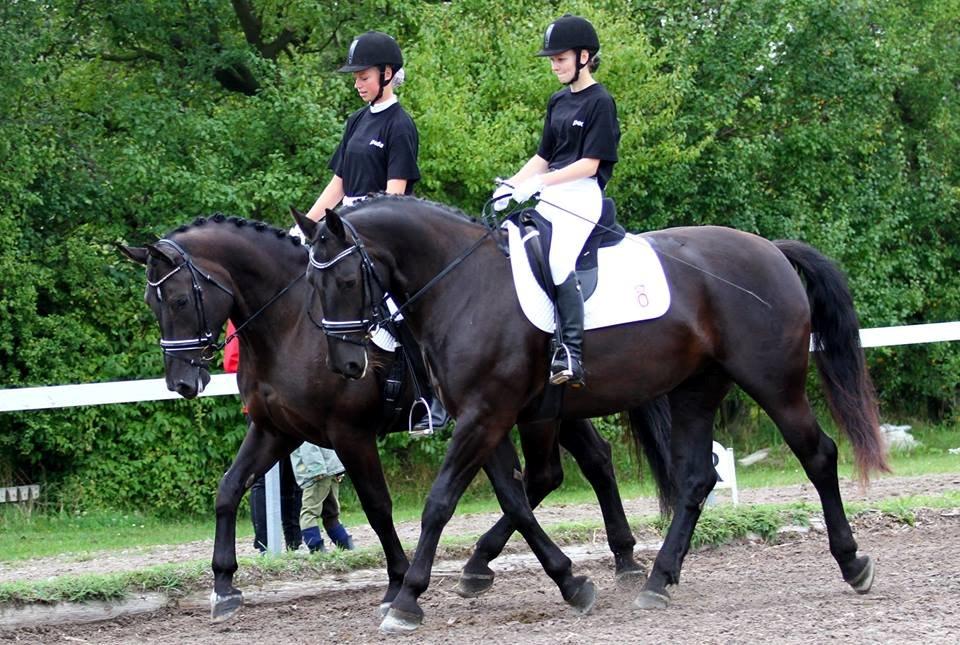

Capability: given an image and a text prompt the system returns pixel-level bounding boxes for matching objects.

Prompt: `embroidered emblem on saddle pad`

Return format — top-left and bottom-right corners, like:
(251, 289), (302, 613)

(503, 218), (670, 333)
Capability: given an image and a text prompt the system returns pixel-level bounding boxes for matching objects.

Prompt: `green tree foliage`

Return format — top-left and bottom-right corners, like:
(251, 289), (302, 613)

(0, 0), (957, 513)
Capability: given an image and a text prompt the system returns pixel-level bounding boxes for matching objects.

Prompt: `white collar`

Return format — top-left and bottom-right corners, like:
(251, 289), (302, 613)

(369, 96), (398, 113)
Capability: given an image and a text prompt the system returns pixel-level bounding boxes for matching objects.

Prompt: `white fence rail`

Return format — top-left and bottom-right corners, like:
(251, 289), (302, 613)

(2, 322), (959, 413)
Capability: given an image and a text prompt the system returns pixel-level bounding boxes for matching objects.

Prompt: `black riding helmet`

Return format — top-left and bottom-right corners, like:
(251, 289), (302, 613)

(536, 15), (599, 85)
(338, 31), (404, 103)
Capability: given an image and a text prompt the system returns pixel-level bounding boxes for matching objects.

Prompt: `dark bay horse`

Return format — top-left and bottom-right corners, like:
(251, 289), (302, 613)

(297, 195), (889, 632)
(120, 215), (668, 621)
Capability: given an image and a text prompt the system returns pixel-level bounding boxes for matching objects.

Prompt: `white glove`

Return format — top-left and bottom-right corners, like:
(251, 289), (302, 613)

(288, 224), (307, 244)
(511, 176), (544, 204)
(492, 183), (512, 212)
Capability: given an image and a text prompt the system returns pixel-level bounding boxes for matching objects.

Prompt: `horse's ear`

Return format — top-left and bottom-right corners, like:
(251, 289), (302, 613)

(117, 244), (149, 265)
(325, 209), (346, 241)
(290, 206), (318, 242)
(145, 243), (174, 265)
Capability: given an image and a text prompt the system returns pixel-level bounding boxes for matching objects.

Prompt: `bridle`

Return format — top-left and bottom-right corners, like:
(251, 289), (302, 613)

(148, 239), (235, 366)
(307, 218), (389, 346)
(307, 213), (498, 346)
(149, 238), (308, 366)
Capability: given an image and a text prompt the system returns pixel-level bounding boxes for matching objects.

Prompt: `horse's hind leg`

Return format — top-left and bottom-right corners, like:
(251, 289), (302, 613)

(560, 417), (642, 583)
(211, 421), (299, 622)
(751, 387), (874, 592)
(636, 372), (731, 609)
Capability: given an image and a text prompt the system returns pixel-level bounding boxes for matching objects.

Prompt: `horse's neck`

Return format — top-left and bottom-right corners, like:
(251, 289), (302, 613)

(377, 211), (493, 291)
(218, 240), (306, 339)
(385, 223), (514, 342)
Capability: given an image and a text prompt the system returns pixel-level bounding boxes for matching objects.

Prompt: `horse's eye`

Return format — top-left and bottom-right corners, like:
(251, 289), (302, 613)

(174, 296), (189, 310)
(343, 278), (358, 289)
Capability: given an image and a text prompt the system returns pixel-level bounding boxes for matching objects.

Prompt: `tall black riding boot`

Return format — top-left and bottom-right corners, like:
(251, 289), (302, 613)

(550, 273), (586, 387)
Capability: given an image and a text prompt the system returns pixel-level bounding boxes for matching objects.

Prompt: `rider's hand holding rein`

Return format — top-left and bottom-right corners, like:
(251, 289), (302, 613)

(303, 31), (420, 223)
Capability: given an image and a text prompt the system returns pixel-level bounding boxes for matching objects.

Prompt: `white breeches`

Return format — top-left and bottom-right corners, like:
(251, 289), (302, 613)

(535, 177), (603, 285)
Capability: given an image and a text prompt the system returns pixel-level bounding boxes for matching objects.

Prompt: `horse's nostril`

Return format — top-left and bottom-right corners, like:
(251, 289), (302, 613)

(174, 380), (197, 398)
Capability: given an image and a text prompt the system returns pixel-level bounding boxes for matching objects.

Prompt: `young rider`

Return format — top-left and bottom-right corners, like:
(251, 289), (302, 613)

(297, 31), (446, 431)
(302, 30), (420, 220)
(493, 14), (620, 388)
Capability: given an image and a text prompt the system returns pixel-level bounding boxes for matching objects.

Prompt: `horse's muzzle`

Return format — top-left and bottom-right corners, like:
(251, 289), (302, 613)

(171, 367), (211, 399)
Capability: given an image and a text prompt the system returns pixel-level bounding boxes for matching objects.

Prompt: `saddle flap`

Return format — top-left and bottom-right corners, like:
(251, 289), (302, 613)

(503, 219), (670, 334)
(509, 201), (622, 301)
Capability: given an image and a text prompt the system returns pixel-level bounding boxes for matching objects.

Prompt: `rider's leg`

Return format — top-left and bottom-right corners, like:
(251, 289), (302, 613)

(551, 273), (586, 386)
(538, 178), (602, 386)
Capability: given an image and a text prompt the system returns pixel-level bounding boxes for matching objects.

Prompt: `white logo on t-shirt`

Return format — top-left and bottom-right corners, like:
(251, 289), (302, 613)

(572, 120), (585, 127)
(369, 139), (385, 148)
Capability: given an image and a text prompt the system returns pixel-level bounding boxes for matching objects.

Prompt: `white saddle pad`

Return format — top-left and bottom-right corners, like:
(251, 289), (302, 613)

(504, 220), (670, 333)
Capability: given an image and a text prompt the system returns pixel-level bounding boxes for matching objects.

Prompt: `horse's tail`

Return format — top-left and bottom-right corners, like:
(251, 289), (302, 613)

(627, 396), (675, 515)
(774, 240), (890, 482)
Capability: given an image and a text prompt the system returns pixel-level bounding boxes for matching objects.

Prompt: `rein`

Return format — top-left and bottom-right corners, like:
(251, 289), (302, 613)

(308, 215), (498, 342)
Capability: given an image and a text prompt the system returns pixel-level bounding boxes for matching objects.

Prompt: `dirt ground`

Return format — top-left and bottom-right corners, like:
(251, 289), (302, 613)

(1, 472), (959, 643)
(5, 509), (959, 644)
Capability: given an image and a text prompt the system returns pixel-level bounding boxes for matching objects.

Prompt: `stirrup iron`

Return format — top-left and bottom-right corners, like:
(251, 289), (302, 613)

(408, 396), (433, 436)
(549, 343), (575, 385)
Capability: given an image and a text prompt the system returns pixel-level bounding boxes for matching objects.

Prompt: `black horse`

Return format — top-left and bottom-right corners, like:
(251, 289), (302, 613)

(297, 195), (889, 633)
(120, 215), (669, 621)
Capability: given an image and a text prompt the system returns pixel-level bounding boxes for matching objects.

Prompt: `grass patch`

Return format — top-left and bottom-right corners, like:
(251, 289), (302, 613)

(0, 562), (209, 605)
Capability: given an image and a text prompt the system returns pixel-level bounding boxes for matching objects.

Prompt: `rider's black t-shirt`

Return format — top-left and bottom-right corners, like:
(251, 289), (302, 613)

(536, 83), (620, 189)
(328, 103), (420, 197)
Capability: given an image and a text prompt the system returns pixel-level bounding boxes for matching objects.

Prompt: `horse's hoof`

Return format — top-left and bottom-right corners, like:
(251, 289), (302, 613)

(209, 589), (244, 623)
(846, 555), (875, 594)
(567, 579), (597, 615)
(379, 607), (424, 634)
(377, 602), (391, 618)
(633, 589), (670, 610)
(615, 566), (647, 588)
(454, 571), (495, 598)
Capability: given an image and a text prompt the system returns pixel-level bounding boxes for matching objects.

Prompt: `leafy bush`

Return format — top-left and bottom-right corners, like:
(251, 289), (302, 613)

(1, 0), (957, 514)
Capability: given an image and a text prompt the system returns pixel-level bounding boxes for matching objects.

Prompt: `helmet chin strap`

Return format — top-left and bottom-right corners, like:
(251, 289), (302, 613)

(373, 65), (390, 103)
(564, 48), (586, 86)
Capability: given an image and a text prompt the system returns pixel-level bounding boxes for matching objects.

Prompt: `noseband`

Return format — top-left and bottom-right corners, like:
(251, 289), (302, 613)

(148, 239), (234, 365)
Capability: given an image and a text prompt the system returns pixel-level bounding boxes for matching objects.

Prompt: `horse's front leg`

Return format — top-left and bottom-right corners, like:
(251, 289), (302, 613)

(211, 422), (299, 622)
(330, 427), (409, 616)
(456, 420), (564, 597)
(382, 420), (592, 633)
(462, 419), (600, 595)
(481, 433), (596, 612)
(378, 413), (510, 633)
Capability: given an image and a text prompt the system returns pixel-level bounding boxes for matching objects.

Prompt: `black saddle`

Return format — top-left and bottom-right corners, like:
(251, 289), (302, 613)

(508, 197), (625, 301)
